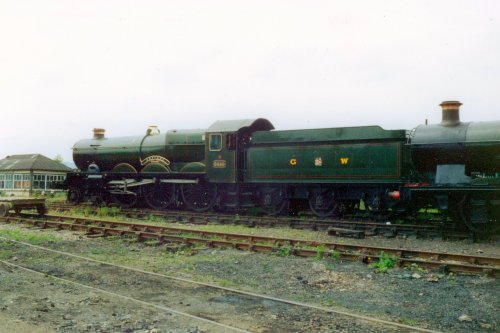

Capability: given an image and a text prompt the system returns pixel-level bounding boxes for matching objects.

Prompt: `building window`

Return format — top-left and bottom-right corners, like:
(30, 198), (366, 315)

(33, 174), (46, 190)
(13, 174), (30, 189)
(23, 174), (30, 189)
(0, 173), (65, 191)
(4, 174), (13, 189)
(46, 174), (65, 189)
(14, 174), (22, 189)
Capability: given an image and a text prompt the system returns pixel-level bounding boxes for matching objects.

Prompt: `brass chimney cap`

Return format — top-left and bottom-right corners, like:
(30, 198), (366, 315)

(439, 100), (462, 127)
(93, 128), (105, 139)
(439, 101), (462, 110)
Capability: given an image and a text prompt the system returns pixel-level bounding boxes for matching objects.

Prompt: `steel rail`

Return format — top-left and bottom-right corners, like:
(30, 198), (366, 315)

(1, 215), (498, 276)
(49, 203), (446, 234)
(1, 236), (441, 333)
(0, 259), (250, 333)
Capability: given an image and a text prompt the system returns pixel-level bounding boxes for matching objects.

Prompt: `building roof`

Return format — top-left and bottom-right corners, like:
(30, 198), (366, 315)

(0, 154), (73, 172)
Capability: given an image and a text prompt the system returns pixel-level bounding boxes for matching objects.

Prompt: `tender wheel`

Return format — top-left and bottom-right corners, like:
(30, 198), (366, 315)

(67, 188), (82, 205)
(308, 188), (340, 217)
(259, 186), (289, 216)
(144, 184), (176, 210)
(181, 183), (217, 212)
(365, 195), (389, 221)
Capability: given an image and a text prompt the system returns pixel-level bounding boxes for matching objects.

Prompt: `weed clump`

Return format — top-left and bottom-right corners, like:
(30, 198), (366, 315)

(277, 245), (293, 257)
(370, 251), (397, 273)
(315, 245), (327, 260)
(330, 250), (341, 261)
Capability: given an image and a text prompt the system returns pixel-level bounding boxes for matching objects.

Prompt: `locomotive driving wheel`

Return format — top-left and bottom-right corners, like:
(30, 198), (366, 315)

(143, 184), (176, 210)
(308, 188), (340, 217)
(259, 186), (289, 216)
(456, 194), (500, 237)
(112, 191), (138, 208)
(181, 183), (217, 212)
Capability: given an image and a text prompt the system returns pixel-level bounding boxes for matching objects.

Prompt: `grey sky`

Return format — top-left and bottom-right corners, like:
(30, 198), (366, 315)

(1, 1), (499, 162)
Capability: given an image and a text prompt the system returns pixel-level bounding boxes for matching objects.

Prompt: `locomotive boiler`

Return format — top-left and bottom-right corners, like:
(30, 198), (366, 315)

(72, 126), (205, 173)
(408, 101), (500, 232)
(69, 126), (208, 209)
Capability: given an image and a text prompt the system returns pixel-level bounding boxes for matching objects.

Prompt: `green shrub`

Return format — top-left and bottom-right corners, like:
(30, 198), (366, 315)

(315, 245), (327, 260)
(277, 245), (293, 257)
(330, 250), (341, 261)
(370, 251), (397, 273)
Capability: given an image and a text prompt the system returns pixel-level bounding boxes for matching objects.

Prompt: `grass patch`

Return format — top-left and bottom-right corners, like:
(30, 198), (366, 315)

(95, 206), (121, 218)
(321, 299), (338, 307)
(398, 317), (418, 326)
(0, 248), (14, 260)
(218, 278), (238, 287)
(88, 240), (131, 257)
(0, 229), (61, 245)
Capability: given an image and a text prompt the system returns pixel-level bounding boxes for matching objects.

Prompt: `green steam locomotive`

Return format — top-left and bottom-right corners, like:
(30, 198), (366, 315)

(65, 101), (499, 233)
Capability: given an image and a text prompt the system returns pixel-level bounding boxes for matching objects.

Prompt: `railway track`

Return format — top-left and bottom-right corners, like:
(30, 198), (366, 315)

(48, 202), (461, 239)
(1, 213), (498, 277)
(0, 236), (439, 333)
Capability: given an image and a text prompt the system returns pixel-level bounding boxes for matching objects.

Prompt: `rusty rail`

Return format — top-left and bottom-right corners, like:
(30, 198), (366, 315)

(48, 203), (450, 237)
(1, 214), (498, 277)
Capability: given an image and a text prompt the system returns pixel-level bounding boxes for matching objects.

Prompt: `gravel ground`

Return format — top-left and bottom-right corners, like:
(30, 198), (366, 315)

(0, 223), (498, 332)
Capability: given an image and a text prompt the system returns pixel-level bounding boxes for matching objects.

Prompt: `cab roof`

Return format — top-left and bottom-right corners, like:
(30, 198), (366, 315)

(207, 118), (274, 133)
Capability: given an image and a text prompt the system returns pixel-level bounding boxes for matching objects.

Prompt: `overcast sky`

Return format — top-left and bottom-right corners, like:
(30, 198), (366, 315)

(1, 1), (499, 162)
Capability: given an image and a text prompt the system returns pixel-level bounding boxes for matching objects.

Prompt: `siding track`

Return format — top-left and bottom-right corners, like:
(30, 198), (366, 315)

(1, 214), (498, 277)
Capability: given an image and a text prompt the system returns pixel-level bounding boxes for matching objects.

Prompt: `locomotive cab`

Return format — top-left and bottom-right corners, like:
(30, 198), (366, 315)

(205, 119), (274, 183)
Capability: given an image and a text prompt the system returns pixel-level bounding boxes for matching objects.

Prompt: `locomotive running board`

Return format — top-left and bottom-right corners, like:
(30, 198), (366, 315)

(160, 179), (198, 184)
(108, 179), (151, 188)
(108, 178), (198, 188)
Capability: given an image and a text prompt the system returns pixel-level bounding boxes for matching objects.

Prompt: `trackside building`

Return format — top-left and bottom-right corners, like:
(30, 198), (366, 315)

(0, 154), (73, 196)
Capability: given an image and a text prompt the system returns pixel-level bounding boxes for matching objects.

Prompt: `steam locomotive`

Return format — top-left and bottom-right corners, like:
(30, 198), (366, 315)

(65, 101), (500, 233)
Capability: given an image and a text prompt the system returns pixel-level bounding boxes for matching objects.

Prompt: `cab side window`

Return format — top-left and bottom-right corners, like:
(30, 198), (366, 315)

(209, 134), (222, 151)
(226, 134), (236, 150)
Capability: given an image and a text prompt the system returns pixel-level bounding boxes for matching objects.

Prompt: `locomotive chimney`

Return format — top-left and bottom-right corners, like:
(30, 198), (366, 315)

(93, 128), (105, 139)
(440, 101), (462, 127)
